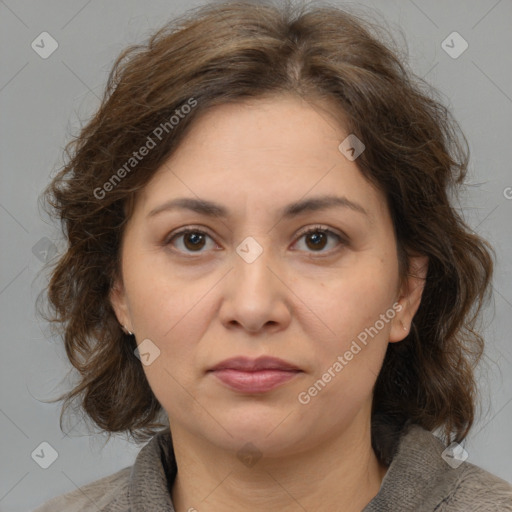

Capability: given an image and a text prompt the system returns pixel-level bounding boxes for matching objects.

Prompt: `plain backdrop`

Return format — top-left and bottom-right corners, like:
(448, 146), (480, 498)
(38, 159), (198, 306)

(0, 0), (511, 510)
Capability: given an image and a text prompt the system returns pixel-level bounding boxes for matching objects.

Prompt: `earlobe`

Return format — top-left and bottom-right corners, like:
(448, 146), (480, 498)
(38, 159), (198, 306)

(389, 254), (429, 343)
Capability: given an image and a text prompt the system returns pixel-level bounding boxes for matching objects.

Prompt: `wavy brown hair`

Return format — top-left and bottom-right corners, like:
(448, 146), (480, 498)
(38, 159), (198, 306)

(38, 0), (494, 458)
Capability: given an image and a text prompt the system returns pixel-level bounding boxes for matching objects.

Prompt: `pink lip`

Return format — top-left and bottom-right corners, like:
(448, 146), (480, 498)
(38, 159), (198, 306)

(208, 356), (301, 372)
(207, 356), (302, 393)
(210, 368), (301, 393)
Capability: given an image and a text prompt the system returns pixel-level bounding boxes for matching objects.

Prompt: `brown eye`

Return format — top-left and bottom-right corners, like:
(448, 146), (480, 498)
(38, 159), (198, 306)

(294, 226), (345, 253)
(305, 231), (328, 251)
(167, 229), (216, 253)
(183, 232), (206, 251)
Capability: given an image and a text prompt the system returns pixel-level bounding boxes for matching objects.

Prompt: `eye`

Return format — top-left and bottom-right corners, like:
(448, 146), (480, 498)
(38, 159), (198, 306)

(165, 228), (218, 254)
(292, 225), (345, 254)
(164, 225), (346, 256)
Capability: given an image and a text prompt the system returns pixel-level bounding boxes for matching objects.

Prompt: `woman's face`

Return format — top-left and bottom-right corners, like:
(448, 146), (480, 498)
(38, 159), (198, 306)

(111, 94), (426, 457)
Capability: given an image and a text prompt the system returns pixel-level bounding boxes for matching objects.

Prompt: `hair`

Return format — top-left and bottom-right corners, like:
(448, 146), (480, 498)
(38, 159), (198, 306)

(38, 0), (494, 460)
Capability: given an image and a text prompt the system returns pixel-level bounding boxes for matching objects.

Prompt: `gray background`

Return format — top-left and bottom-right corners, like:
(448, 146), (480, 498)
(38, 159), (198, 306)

(1, 0), (511, 510)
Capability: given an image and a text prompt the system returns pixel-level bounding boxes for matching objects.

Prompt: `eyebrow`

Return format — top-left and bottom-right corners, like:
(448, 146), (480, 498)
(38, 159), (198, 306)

(147, 194), (368, 220)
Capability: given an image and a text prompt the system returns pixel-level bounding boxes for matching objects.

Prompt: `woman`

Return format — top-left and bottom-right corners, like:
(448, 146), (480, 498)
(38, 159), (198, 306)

(34, 1), (512, 510)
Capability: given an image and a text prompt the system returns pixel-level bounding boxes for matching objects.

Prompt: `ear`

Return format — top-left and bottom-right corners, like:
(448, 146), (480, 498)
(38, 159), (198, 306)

(109, 276), (132, 334)
(389, 253), (429, 343)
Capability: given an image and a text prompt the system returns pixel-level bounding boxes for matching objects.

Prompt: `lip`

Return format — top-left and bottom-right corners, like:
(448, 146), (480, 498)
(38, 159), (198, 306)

(207, 356), (302, 393)
(208, 356), (301, 372)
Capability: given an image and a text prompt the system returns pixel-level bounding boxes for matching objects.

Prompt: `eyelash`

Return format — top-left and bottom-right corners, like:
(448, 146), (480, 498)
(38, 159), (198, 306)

(163, 224), (347, 257)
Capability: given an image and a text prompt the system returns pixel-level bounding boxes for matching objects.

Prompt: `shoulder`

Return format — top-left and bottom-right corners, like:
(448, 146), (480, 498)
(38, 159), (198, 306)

(402, 425), (512, 512)
(405, 424), (512, 511)
(366, 423), (512, 512)
(32, 429), (176, 512)
(32, 466), (132, 512)
(442, 461), (512, 511)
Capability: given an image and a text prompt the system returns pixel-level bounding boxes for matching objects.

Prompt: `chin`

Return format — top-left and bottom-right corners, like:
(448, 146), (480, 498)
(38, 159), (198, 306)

(207, 408), (311, 455)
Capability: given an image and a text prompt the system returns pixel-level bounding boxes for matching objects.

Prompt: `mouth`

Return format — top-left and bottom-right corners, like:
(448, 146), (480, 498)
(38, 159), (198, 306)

(207, 356), (303, 393)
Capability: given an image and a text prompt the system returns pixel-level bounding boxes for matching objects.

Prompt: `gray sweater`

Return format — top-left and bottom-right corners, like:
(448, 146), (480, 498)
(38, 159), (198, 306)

(33, 424), (512, 511)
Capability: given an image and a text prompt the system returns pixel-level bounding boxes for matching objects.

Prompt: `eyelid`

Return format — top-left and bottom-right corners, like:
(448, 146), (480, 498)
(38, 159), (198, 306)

(294, 224), (345, 241)
(163, 225), (219, 248)
(291, 224), (347, 254)
(165, 225), (210, 239)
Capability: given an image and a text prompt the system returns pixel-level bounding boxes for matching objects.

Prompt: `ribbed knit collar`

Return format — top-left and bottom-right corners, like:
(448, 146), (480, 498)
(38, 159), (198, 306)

(127, 423), (460, 511)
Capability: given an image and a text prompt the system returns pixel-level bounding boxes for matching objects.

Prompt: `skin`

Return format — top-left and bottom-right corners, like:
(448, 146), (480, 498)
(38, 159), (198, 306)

(110, 94), (428, 512)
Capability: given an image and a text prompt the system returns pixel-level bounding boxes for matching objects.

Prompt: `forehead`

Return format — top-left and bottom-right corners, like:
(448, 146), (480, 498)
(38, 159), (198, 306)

(134, 94), (386, 222)
(173, 94), (349, 163)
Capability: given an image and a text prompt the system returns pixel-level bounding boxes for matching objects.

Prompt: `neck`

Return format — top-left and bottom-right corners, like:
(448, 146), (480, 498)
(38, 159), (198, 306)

(170, 411), (387, 512)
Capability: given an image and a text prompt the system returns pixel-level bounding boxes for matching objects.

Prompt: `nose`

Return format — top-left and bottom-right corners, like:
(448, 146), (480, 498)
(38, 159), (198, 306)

(218, 240), (292, 334)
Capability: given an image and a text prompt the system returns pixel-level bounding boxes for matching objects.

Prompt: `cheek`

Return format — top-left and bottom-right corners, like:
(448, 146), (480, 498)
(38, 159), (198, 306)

(296, 254), (397, 342)
(129, 277), (210, 411)
(290, 259), (398, 408)
(124, 249), (209, 338)
(125, 268), (221, 400)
